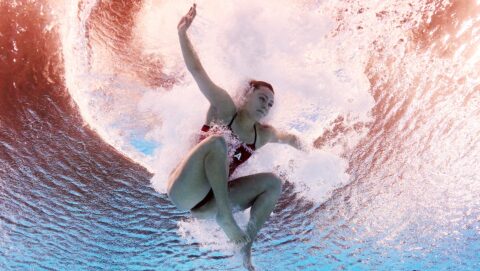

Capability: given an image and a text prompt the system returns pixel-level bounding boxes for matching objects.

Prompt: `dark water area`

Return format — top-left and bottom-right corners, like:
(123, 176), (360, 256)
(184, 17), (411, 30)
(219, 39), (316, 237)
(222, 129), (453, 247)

(0, 2), (179, 269)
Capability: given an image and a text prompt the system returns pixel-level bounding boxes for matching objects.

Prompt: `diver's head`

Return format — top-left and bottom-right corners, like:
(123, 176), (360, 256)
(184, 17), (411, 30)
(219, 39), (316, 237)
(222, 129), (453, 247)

(241, 80), (275, 121)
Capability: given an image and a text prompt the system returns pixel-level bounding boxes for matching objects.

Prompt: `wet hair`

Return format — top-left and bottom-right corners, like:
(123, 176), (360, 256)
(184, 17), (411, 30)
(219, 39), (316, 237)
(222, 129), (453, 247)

(233, 79), (275, 108)
(249, 80), (274, 94)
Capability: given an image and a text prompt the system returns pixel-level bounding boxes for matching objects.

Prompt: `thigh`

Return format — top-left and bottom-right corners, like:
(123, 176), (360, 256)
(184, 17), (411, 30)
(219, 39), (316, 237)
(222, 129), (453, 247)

(191, 172), (281, 218)
(167, 135), (227, 210)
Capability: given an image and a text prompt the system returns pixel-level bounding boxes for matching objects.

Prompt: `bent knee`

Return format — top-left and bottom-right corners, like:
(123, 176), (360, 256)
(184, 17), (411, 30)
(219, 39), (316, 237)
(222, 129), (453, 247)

(205, 135), (227, 153)
(262, 173), (282, 194)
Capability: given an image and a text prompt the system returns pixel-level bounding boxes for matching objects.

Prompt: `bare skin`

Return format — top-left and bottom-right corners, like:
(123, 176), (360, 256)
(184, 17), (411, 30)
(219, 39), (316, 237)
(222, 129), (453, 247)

(167, 4), (307, 270)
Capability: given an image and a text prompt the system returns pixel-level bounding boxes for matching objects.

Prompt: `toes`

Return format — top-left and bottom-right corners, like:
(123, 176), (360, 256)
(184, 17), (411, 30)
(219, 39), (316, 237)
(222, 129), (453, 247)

(234, 238), (247, 245)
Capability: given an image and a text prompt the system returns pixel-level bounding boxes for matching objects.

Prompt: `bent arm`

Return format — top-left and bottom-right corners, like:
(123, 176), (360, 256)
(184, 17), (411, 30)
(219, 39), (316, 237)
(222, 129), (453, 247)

(265, 126), (308, 152)
(179, 34), (234, 108)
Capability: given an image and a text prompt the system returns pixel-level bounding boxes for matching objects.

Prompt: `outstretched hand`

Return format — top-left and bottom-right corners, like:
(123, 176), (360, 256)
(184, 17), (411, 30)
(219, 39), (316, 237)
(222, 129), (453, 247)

(178, 3), (196, 35)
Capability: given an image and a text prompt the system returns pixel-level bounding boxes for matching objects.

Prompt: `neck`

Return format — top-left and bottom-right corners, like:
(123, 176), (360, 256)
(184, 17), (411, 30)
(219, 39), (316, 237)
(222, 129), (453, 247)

(235, 109), (256, 131)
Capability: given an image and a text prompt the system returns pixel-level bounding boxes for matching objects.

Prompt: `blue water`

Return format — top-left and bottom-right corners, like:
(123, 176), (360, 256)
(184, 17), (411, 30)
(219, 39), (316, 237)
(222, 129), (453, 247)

(130, 137), (158, 155)
(3, 184), (478, 271)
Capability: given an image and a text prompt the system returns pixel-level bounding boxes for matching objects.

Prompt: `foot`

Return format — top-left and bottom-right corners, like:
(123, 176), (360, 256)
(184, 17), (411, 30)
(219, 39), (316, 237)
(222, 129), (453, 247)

(216, 213), (250, 244)
(241, 242), (255, 271)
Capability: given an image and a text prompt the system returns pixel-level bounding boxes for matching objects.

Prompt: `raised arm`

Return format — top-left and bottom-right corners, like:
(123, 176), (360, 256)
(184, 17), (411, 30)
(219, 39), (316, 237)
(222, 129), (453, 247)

(177, 4), (235, 116)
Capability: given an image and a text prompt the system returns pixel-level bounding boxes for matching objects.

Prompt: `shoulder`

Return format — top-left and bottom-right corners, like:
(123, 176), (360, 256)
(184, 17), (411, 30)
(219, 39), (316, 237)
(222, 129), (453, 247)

(205, 105), (237, 126)
(255, 123), (276, 147)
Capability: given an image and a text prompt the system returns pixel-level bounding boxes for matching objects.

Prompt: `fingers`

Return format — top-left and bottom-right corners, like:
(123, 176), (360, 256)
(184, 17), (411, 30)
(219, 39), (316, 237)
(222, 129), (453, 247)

(178, 4), (196, 32)
(192, 3), (196, 18)
(187, 4), (196, 20)
(187, 3), (196, 16)
(179, 4), (195, 29)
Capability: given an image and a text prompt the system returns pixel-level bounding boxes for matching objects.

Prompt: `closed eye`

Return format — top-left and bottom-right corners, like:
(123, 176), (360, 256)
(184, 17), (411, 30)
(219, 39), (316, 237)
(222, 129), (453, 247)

(259, 94), (273, 107)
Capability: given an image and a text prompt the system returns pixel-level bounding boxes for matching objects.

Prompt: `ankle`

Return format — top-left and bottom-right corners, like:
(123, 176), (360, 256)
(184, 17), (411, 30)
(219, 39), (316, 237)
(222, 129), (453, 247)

(246, 221), (258, 238)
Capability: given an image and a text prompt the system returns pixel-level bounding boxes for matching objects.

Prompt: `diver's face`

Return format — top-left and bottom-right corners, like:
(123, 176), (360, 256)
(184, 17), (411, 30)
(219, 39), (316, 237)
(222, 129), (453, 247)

(246, 86), (274, 120)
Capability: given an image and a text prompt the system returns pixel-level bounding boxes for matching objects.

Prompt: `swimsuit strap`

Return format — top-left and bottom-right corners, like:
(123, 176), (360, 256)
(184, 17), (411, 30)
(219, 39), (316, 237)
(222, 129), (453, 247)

(227, 112), (237, 128)
(252, 124), (257, 146)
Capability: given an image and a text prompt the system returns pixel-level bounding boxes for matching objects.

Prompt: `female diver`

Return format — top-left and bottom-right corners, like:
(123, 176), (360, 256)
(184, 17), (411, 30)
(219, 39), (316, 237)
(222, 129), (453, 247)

(166, 4), (306, 270)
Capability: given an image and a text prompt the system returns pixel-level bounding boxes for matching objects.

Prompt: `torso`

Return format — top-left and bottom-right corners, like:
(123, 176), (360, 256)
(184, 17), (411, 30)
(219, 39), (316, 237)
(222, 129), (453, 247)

(205, 106), (271, 148)
(200, 111), (265, 176)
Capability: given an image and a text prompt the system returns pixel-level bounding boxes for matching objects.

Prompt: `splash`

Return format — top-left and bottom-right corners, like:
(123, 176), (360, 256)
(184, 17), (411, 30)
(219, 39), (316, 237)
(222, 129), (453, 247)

(2, 0), (480, 269)
(58, 0), (373, 201)
(55, 0), (480, 261)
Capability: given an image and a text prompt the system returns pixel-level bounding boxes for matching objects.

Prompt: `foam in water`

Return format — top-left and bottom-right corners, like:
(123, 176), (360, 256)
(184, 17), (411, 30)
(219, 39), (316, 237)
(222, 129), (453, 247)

(59, 0), (373, 199)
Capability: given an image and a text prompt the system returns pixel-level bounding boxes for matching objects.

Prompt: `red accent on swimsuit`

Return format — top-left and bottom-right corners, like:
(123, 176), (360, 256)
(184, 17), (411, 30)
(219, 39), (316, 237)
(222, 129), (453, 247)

(198, 113), (257, 177)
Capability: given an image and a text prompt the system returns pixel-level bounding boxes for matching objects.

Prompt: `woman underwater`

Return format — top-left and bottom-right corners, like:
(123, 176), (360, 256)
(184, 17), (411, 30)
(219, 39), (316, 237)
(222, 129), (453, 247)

(166, 4), (306, 270)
